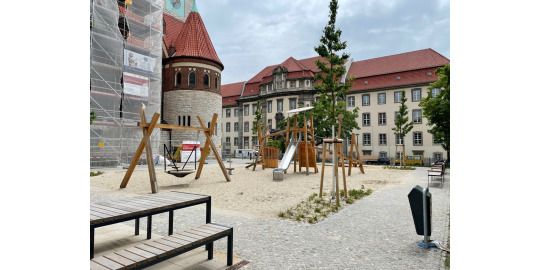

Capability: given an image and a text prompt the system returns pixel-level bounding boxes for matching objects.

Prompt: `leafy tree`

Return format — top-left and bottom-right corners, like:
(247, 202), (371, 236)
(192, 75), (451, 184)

(251, 101), (262, 135)
(420, 64), (450, 165)
(312, 0), (359, 139)
(392, 95), (413, 167)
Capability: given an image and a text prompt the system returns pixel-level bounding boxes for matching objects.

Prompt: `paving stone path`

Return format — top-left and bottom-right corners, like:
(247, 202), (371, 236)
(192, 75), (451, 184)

(92, 167), (450, 269)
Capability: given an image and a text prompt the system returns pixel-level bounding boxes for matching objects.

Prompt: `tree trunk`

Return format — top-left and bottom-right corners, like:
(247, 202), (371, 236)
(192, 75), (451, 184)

(446, 149), (450, 168)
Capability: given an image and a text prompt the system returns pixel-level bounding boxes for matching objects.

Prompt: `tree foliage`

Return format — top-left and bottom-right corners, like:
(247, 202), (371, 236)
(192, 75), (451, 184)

(392, 95), (413, 166)
(420, 64), (450, 162)
(251, 101), (262, 135)
(312, 0), (359, 139)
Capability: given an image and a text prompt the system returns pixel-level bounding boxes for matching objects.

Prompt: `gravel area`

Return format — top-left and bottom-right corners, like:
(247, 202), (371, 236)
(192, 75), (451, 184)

(91, 165), (450, 269)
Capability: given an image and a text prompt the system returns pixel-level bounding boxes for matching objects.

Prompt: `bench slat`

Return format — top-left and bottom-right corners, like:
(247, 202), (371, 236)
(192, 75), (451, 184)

(125, 247), (155, 259)
(160, 236), (191, 246)
(144, 241), (175, 252)
(154, 238), (182, 249)
(169, 234), (199, 243)
(91, 204), (130, 215)
(187, 228), (214, 238)
(90, 260), (110, 270)
(137, 243), (165, 255)
(92, 256), (124, 270)
(114, 250), (146, 263)
(103, 253), (136, 267)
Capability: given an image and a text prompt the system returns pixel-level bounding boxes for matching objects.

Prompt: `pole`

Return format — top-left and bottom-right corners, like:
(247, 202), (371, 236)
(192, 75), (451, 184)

(331, 125), (336, 197)
(423, 187), (430, 244)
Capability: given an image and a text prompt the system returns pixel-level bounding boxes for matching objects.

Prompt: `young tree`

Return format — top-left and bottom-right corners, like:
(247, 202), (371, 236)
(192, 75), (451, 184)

(420, 64), (450, 165)
(251, 101), (262, 135)
(312, 0), (359, 139)
(392, 95), (413, 167)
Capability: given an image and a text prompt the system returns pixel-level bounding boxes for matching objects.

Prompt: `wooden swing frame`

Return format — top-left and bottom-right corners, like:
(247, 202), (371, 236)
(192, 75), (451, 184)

(119, 106), (231, 193)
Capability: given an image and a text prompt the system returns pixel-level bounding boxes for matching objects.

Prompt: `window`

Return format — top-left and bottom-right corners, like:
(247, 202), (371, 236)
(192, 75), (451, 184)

(289, 80), (296, 88)
(378, 93), (386, 104)
(234, 137), (238, 146)
(252, 104), (257, 114)
(243, 137), (249, 148)
(299, 80), (304, 88)
(215, 77), (219, 88)
(187, 116), (191, 126)
(412, 109), (422, 124)
(362, 133), (371, 146)
(378, 112), (386, 126)
(379, 133), (387, 145)
(394, 111), (399, 124)
(267, 100), (272, 113)
(277, 99), (283, 112)
(175, 72), (182, 87)
(305, 80), (311, 87)
(347, 96), (355, 107)
(396, 134), (404, 145)
(203, 74), (210, 88)
(234, 108), (239, 117)
(225, 137), (230, 145)
(431, 88), (441, 97)
(226, 109), (231, 118)
(379, 151), (388, 158)
(252, 136), (258, 147)
(411, 88), (421, 102)
(362, 94), (370, 106)
(244, 104), (249, 116)
(289, 98), (297, 110)
(234, 122), (239, 132)
(188, 72), (196, 87)
(363, 150), (372, 156)
(413, 132), (423, 146)
(226, 122), (231, 132)
(244, 121), (249, 133)
(433, 152), (443, 161)
(267, 119), (272, 130)
(362, 113), (371, 126)
(394, 91), (404, 103)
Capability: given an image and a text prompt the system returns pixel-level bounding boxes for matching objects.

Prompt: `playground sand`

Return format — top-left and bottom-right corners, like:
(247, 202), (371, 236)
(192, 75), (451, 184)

(90, 163), (410, 219)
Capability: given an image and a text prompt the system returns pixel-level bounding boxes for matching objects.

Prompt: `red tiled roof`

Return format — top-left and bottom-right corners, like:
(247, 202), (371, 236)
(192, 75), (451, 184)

(221, 81), (245, 97)
(350, 68), (442, 92)
(221, 81), (245, 107)
(348, 48), (449, 78)
(163, 13), (185, 53)
(173, 11), (223, 68)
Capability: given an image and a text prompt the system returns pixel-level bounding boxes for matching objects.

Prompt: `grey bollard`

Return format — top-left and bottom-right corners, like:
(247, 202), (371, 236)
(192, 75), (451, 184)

(273, 169), (284, 181)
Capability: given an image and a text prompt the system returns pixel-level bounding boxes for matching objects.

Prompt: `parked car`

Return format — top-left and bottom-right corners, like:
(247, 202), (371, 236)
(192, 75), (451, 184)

(365, 157), (390, 165)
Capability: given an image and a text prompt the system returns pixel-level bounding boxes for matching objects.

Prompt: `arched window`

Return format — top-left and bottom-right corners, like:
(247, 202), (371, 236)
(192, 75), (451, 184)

(203, 74), (210, 88)
(175, 72), (182, 87)
(188, 72), (196, 88)
(215, 77), (218, 89)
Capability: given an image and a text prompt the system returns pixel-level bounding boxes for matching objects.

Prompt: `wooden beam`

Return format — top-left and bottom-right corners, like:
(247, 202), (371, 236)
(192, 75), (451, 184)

(304, 115), (309, 175)
(319, 142), (327, 197)
(120, 112), (160, 189)
(141, 110), (158, 193)
(195, 116), (212, 180)
(194, 114), (231, 182)
(138, 123), (208, 132)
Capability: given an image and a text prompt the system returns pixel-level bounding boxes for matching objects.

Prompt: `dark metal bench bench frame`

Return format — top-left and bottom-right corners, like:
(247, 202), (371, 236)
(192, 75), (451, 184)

(91, 223), (233, 269)
(91, 191), (211, 259)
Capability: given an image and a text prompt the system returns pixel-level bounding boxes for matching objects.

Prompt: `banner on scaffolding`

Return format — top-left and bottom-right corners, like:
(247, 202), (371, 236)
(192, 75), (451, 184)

(124, 49), (156, 73)
(123, 72), (149, 97)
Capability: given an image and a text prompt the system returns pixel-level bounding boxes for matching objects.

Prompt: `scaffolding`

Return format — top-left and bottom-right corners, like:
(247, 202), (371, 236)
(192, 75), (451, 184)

(90, 0), (163, 168)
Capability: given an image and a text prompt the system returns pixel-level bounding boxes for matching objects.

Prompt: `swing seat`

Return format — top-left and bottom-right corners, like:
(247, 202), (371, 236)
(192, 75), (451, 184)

(167, 170), (195, 178)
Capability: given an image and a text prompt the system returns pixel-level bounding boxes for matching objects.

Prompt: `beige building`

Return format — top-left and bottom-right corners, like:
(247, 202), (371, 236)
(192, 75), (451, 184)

(221, 49), (449, 163)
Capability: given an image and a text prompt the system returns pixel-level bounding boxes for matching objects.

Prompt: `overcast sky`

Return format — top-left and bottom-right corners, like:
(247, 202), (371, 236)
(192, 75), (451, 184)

(197, 0), (449, 84)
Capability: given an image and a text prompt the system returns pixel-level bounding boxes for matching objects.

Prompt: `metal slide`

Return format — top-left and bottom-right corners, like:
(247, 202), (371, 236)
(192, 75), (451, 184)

(278, 138), (298, 170)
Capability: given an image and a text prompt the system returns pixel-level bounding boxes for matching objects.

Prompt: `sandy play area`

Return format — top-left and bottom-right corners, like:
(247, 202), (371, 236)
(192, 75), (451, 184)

(91, 162), (412, 219)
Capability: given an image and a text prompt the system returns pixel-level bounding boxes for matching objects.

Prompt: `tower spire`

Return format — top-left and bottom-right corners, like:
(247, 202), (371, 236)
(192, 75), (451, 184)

(191, 0), (198, 13)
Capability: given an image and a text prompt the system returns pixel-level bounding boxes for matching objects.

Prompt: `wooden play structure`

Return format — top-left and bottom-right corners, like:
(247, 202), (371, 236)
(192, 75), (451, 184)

(120, 106), (231, 193)
(250, 107), (318, 175)
(344, 132), (365, 175)
(319, 114), (355, 206)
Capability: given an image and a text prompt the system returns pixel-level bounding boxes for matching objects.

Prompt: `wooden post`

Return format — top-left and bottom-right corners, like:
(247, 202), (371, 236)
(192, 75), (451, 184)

(339, 143), (347, 198)
(356, 136), (365, 174)
(310, 113), (318, 173)
(335, 144), (340, 207)
(141, 109), (159, 193)
(319, 142), (327, 197)
(293, 115), (298, 173)
(303, 113), (309, 175)
(120, 111), (160, 189)
(195, 114), (231, 182)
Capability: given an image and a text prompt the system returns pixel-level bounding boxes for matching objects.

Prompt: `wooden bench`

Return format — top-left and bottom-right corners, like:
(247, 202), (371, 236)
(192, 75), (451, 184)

(428, 163), (445, 184)
(91, 223), (233, 269)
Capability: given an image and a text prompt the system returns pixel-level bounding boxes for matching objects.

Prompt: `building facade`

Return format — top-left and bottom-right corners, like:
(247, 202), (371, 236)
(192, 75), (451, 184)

(221, 49), (449, 163)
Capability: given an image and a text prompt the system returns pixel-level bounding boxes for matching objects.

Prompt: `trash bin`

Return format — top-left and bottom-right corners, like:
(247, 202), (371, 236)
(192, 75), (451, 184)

(408, 185), (431, 236)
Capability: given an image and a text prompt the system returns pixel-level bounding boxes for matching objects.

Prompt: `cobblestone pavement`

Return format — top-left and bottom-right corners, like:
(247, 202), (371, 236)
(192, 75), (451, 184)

(91, 167), (450, 269)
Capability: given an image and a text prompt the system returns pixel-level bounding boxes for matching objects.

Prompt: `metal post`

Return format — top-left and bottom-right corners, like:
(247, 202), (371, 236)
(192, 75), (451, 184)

(227, 230), (234, 266)
(168, 211), (173, 235)
(423, 187), (430, 244)
(147, 215), (152, 239)
(90, 227), (95, 259)
(135, 218), (139, 235)
(205, 198), (212, 251)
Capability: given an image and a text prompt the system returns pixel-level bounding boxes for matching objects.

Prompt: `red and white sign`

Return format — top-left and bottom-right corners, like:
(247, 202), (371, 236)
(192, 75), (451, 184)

(123, 72), (149, 97)
(181, 141), (201, 162)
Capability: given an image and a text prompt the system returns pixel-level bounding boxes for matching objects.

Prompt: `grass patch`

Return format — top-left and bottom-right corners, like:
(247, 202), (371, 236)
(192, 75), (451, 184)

(90, 171), (104, 177)
(383, 166), (416, 170)
(278, 188), (373, 224)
